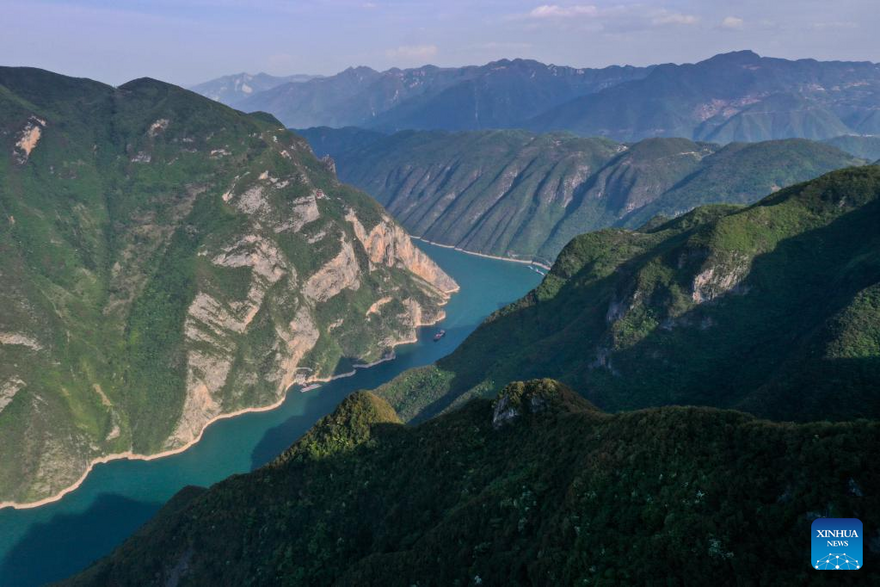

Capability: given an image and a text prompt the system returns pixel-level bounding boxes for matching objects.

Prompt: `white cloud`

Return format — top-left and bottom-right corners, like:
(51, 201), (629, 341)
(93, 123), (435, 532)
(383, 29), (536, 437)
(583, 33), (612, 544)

(721, 16), (744, 29)
(385, 44), (439, 61)
(513, 5), (697, 31)
(527, 4), (598, 19)
(652, 12), (699, 26)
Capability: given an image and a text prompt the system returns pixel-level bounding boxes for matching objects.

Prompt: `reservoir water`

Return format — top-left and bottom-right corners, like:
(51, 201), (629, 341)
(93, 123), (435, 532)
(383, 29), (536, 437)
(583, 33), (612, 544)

(0, 242), (542, 587)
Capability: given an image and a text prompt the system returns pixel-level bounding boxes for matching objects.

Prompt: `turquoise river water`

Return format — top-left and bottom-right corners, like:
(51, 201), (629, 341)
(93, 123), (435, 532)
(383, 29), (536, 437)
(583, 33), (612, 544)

(0, 242), (542, 586)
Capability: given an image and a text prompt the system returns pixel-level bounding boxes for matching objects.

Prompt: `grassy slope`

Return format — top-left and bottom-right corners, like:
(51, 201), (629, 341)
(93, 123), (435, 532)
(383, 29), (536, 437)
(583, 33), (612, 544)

(302, 127), (861, 265)
(0, 67), (450, 503)
(378, 166), (880, 424)
(63, 379), (880, 586)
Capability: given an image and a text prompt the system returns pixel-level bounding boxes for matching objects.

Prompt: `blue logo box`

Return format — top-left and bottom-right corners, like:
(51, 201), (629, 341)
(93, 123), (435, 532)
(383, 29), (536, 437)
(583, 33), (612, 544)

(811, 518), (863, 570)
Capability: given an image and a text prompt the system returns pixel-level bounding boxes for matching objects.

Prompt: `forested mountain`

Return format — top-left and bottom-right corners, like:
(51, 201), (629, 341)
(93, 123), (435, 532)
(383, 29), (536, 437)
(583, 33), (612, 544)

(0, 67), (456, 506)
(378, 166), (880, 424)
(301, 127), (863, 265)
(189, 72), (321, 107)
(63, 379), (880, 586)
(237, 59), (653, 129)
(529, 51), (880, 142)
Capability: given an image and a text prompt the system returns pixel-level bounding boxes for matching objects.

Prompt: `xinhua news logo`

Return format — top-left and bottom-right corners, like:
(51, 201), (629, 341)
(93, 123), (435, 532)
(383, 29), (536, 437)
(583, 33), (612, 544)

(811, 518), (863, 571)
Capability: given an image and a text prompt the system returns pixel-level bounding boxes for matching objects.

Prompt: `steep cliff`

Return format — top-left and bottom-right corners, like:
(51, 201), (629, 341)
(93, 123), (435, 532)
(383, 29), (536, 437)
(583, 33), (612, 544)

(0, 67), (456, 506)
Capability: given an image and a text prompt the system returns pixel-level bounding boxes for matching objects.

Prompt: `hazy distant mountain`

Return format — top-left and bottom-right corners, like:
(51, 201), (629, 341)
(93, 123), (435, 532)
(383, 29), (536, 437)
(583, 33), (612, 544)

(239, 59), (653, 129)
(235, 52), (880, 142)
(529, 51), (880, 142)
(189, 72), (321, 106)
(825, 134), (880, 161)
(301, 127), (862, 265)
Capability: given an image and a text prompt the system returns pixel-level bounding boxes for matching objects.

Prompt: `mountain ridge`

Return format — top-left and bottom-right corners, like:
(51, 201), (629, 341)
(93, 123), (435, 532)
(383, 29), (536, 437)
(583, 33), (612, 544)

(211, 52), (880, 143)
(529, 51), (880, 142)
(237, 58), (653, 129)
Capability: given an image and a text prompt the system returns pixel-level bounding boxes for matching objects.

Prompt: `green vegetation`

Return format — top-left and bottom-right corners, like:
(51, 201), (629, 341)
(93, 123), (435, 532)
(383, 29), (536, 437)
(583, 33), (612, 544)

(0, 67), (453, 503)
(377, 166), (880, 424)
(302, 126), (862, 265)
(63, 379), (880, 585)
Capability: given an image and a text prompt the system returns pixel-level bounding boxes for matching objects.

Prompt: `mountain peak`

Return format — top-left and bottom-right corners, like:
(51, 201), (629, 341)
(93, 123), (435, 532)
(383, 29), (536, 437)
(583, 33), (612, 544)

(274, 392), (402, 464)
(703, 49), (761, 64)
(492, 379), (597, 428)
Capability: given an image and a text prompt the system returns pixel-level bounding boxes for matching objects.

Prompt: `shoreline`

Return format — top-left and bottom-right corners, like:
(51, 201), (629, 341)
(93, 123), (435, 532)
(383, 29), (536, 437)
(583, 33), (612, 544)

(413, 237), (553, 271)
(0, 292), (450, 511)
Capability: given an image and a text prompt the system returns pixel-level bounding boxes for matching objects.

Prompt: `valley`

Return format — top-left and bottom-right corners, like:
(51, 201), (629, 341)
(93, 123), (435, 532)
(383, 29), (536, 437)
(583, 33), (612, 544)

(0, 242), (542, 586)
(2, 16), (880, 583)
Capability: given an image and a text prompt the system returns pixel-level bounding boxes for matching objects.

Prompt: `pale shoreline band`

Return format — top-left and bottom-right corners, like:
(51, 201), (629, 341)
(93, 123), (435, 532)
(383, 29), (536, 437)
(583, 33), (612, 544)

(413, 237), (553, 271)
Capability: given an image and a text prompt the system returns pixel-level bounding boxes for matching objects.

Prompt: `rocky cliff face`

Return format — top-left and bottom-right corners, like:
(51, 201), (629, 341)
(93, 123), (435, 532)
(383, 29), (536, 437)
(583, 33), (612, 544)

(0, 67), (455, 505)
(346, 210), (459, 294)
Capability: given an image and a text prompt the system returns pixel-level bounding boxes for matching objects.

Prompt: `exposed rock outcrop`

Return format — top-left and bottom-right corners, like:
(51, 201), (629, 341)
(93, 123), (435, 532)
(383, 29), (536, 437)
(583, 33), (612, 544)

(691, 253), (751, 303)
(346, 211), (458, 294)
(304, 238), (361, 302)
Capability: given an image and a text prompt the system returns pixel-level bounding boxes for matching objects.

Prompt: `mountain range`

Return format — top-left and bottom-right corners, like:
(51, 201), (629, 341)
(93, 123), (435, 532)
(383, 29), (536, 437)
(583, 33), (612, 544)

(528, 50), (880, 142)
(0, 67), (455, 506)
(231, 59), (653, 130)
(201, 52), (880, 143)
(301, 127), (864, 265)
(188, 72), (321, 107)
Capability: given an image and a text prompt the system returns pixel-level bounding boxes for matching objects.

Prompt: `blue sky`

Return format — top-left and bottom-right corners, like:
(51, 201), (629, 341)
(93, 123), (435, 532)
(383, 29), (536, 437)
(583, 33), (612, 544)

(2, 0), (878, 86)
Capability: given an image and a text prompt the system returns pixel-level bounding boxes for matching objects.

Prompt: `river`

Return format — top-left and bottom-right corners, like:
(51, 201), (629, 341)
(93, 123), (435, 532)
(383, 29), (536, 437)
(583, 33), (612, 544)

(0, 242), (542, 586)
